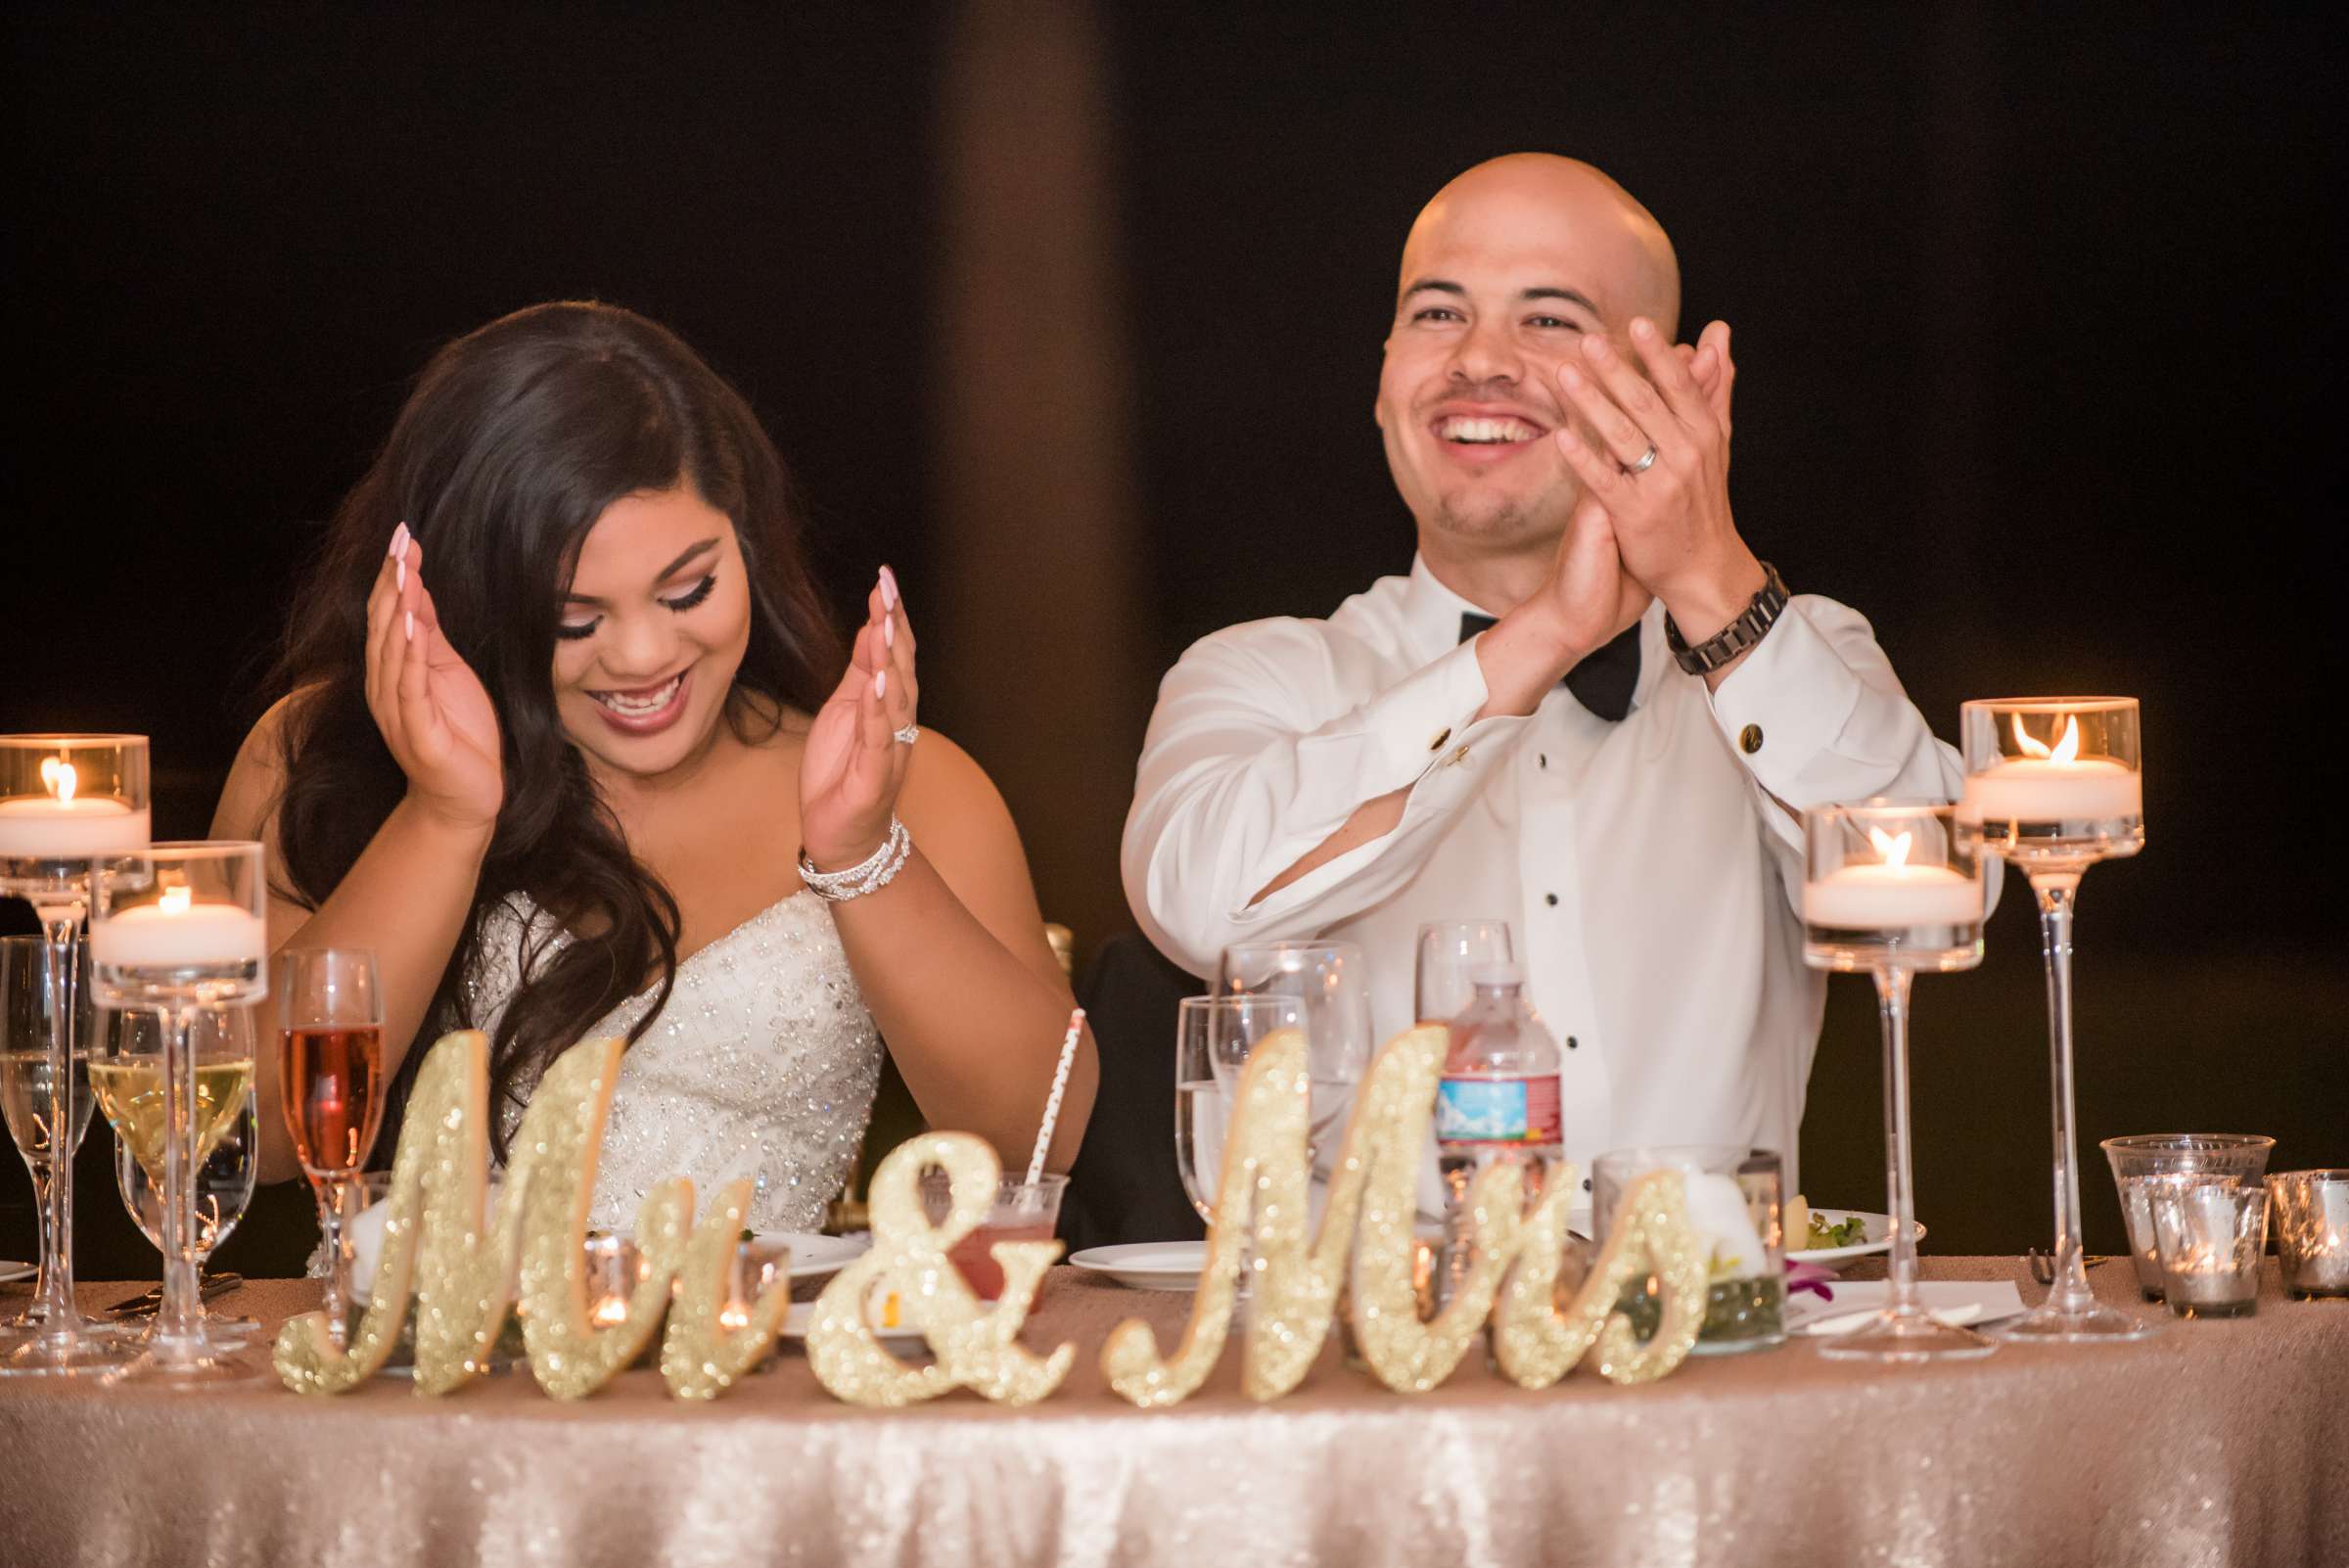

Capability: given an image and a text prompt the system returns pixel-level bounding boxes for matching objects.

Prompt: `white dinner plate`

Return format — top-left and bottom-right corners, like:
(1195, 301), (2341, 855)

(1786, 1209), (1924, 1267)
(1068, 1241), (1206, 1291)
(771, 1231), (868, 1281)
(0, 1259), (33, 1286)
(779, 1299), (926, 1348)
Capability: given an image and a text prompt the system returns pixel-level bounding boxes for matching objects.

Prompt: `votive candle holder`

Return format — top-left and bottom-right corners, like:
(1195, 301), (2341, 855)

(2268, 1170), (2349, 1300)
(2149, 1184), (2269, 1319)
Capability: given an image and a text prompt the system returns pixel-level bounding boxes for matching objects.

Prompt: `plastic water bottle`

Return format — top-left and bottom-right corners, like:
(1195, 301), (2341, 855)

(1434, 964), (1563, 1304)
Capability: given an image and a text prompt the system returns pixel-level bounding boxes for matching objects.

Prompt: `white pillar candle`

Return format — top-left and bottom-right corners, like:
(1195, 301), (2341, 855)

(1959, 759), (2142, 824)
(90, 899), (267, 971)
(1804, 861), (1982, 928)
(0, 797), (151, 858)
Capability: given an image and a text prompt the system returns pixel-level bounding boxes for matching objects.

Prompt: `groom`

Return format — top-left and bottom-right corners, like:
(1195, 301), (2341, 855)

(1122, 154), (1973, 1198)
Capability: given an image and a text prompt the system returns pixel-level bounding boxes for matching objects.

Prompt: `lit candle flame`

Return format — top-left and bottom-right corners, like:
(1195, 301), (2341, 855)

(1867, 827), (1912, 869)
(39, 758), (77, 803)
(2011, 714), (2081, 764)
(159, 885), (193, 916)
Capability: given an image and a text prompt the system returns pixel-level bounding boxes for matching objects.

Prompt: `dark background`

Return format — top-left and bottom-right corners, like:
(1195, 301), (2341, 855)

(4, 5), (2341, 1283)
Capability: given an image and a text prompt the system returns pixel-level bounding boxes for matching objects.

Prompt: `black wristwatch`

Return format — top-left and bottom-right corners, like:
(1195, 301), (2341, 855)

(1664, 562), (1788, 676)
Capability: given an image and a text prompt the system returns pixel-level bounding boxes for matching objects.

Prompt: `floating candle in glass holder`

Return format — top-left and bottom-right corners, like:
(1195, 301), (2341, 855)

(1799, 803), (1991, 1362)
(1957, 699), (2143, 869)
(1803, 803), (1986, 969)
(2149, 1184), (2268, 1319)
(2267, 1170), (2349, 1299)
(0, 737), (152, 869)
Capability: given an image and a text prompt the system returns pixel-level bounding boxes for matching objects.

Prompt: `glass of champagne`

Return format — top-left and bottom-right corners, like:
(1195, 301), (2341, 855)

(0, 733), (150, 1377)
(88, 840), (267, 1384)
(109, 1006), (261, 1342)
(273, 947), (386, 1349)
(1958, 697), (2156, 1344)
(1414, 920), (1515, 1026)
(1174, 993), (1307, 1314)
(0, 937), (109, 1357)
(1802, 801), (1994, 1361)
(1216, 941), (1370, 1163)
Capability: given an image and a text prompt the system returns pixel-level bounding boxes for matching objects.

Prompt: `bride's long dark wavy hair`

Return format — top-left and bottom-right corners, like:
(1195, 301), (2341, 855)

(267, 301), (843, 1156)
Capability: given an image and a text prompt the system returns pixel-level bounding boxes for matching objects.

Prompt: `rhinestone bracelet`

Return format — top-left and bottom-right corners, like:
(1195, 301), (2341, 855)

(797, 816), (911, 902)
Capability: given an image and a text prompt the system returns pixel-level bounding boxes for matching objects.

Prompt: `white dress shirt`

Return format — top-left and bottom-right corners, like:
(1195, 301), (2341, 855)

(1123, 555), (1980, 1205)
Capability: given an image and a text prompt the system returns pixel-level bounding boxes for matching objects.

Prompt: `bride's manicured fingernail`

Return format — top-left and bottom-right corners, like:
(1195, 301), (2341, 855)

(404, 610), (414, 643)
(390, 521), (409, 558)
(396, 555), (406, 593)
(875, 669), (888, 699)
(879, 564), (899, 611)
(884, 614), (895, 650)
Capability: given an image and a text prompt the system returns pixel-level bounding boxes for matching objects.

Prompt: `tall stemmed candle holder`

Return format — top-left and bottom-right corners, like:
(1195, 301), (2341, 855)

(1802, 801), (1995, 1361)
(0, 734), (151, 1377)
(1958, 697), (2155, 1344)
(89, 841), (268, 1384)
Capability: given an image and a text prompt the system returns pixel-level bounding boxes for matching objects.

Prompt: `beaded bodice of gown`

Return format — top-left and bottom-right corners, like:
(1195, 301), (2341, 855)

(468, 889), (882, 1233)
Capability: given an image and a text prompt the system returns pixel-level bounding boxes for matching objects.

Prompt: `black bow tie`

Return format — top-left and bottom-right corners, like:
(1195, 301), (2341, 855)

(1458, 613), (1642, 722)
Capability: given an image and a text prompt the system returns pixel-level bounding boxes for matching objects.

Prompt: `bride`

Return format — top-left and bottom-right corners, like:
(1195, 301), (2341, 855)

(212, 300), (1096, 1231)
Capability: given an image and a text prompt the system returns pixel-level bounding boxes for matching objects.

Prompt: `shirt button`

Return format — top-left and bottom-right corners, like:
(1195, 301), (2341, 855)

(1538, 753), (1548, 768)
(1429, 727), (1451, 753)
(1739, 723), (1765, 754)
(1449, 745), (1471, 766)
(1565, 1035), (1579, 1050)
(1544, 892), (1559, 906)
(1582, 1177), (1592, 1192)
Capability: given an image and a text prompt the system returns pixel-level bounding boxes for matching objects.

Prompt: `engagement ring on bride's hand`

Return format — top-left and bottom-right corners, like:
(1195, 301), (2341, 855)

(893, 724), (920, 746)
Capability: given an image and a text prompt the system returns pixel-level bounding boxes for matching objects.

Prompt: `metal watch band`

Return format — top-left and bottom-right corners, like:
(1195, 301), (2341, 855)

(1664, 562), (1788, 676)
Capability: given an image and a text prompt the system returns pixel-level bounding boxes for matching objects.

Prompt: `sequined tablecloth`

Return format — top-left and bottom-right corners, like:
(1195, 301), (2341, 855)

(2, 1258), (2342, 1568)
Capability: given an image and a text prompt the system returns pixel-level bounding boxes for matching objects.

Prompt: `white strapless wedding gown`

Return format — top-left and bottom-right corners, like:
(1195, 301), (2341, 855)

(467, 889), (883, 1233)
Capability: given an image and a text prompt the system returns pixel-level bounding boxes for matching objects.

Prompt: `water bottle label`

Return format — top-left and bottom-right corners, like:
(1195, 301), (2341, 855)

(1435, 1076), (1562, 1145)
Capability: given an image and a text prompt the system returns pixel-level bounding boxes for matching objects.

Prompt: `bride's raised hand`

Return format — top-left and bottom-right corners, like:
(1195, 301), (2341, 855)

(364, 525), (505, 835)
(799, 566), (917, 869)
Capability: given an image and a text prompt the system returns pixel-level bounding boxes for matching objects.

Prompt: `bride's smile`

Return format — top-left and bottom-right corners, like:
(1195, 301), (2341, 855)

(551, 486), (752, 782)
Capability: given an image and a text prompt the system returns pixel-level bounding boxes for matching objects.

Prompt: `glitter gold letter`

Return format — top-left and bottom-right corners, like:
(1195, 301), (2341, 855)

(806, 1134), (1072, 1407)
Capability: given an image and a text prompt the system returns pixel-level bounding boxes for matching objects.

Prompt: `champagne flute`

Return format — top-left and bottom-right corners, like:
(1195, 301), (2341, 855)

(0, 937), (106, 1348)
(274, 947), (386, 1348)
(1414, 920), (1515, 1026)
(110, 1006), (260, 1342)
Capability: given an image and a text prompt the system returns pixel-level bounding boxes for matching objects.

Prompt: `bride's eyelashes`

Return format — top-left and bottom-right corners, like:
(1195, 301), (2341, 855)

(552, 574), (719, 641)
(661, 573), (717, 614)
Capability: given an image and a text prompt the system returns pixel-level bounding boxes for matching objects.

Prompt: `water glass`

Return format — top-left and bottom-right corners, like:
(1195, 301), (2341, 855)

(1414, 920), (1514, 1026)
(1593, 1144), (1786, 1355)
(109, 1006), (260, 1340)
(1217, 940), (1372, 1087)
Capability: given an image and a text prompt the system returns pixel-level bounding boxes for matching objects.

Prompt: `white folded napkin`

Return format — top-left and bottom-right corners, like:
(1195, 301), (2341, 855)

(343, 1185), (510, 1305)
(1789, 1279), (2026, 1337)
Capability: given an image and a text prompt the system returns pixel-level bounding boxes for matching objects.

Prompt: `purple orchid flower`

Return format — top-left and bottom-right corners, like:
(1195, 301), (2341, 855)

(1785, 1262), (1836, 1301)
